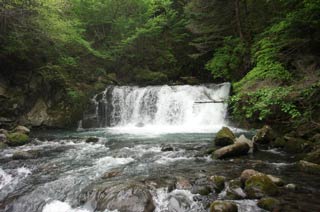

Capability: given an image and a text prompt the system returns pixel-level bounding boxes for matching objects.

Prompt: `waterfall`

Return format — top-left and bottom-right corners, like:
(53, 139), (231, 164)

(82, 83), (231, 132)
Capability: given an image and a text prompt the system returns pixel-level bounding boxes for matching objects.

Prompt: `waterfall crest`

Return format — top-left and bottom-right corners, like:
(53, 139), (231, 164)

(82, 83), (231, 132)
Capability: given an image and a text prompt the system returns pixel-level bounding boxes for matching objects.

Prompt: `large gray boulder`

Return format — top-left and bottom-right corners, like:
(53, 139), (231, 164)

(213, 141), (250, 159)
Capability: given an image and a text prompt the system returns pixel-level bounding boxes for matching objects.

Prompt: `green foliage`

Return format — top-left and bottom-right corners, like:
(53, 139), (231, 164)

(206, 37), (246, 81)
(231, 87), (301, 121)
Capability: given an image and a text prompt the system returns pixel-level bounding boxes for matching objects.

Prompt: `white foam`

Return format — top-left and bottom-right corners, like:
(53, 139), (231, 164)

(96, 156), (135, 167)
(42, 200), (91, 212)
(0, 168), (13, 189)
(155, 156), (193, 165)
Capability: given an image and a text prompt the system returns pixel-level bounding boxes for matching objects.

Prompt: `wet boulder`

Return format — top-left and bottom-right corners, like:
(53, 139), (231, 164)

(85, 137), (99, 143)
(176, 177), (192, 190)
(209, 175), (226, 193)
(253, 125), (275, 145)
(283, 136), (312, 153)
(244, 173), (279, 199)
(191, 177), (214, 196)
(6, 132), (30, 146)
(94, 183), (155, 212)
(14, 125), (30, 135)
(240, 169), (260, 185)
(12, 150), (40, 160)
(267, 174), (285, 186)
(224, 179), (246, 200)
(298, 160), (320, 175)
(257, 197), (280, 211)
(210, 200), (238, 212)
(213, 141), (250, 159)
(236, 135), (256, 153)
(214, 127), (236, 147)
(304, 149), (320, 164)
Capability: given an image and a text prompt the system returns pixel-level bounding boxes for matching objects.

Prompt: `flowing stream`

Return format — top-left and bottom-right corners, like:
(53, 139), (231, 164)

(1, 84), (320, 212)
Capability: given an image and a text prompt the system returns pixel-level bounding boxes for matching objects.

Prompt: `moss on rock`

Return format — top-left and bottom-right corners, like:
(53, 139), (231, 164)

(210, 175), (226, 193)
(7, 132), (30, 146)
(214, 127), (236, 147)
(244, 174), (279, 199)
(257, 197), (280, 211)
(304, 149), (320, 164)
(210, 201), (238, 212)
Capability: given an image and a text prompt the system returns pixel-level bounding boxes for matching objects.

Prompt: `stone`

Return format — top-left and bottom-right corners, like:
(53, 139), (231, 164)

(0, 133), (7, 142)
(85, 137), (99, 143)
(213, 141), (250, 159)
(214, 127), (236, 147)
(93, 183), (155, 212)
(304, 149), (320, 164)
(12, 150), (40, 160)
(191, 177), (214, 195)
(236, 135), (256, 153)
(14, 125), (30, 134)
(284, 183), (297, 191)
(253, 125), (275, 144)
(257, 197), (280, 211)
(298, 160), (320, 175)
(240, 169), (260, 185)
(283, 137), (312, 153)
(161, 144), (174, 152)
(244, 173), (279, 199)
(210, 201), (238, 212)
(267, 174), (285, 186)
(6, 132), (30, 146)
(176, 177), (192, 190)
(210, 175), (226, 193)
(225, 179), (246, 200)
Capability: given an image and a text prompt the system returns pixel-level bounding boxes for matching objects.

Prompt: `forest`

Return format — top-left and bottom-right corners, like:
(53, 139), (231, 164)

(0, 1), (320, 211)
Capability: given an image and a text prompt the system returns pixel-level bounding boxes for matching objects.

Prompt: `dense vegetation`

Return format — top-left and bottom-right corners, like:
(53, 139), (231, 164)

(0, 0), (319, 129)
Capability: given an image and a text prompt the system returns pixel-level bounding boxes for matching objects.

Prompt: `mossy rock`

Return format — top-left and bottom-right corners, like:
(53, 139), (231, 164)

(197, 186), (212, 195)
(7, 132), (30, 146)
(304, 149), (320, 164)
(225, 179), (246, 200)
(298, 160), (320, 175)
(214, 127), (236, 147)
(210, 201), (238, 212)
(244, 174), (279, 199)
(257, 197), (280, 211)
(253, 125), (275, 145)
(272, 137), (286, 148)
(210, 175), (226, 193)
(284, 137), (313, 153)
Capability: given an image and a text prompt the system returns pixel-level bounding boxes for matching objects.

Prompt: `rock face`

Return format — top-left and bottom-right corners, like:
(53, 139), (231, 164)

(6, 132), (30, 146)
(14, 125), (30, 134)
(213, 141), (250, 159)
(244, 173), (279, 199)
(94, 183), (155, 212)
(253, 125), (275, 144)
(210, 201), (238, 212)
(214, 127), (236, 147)
(257, 197), (280, 211)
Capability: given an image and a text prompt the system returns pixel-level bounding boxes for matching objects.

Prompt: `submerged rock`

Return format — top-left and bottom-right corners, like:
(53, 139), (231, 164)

(210, 175), (226, 193)
(12, 150), (40, 160)
(85, 137), (99, 143)
(6, 132), (30, 146)
(253, 125), (275, 144)
(244, 173), (279, 199)
(14, 125), (30, 134)
(93, 183), (155, 212)
(257, 197), (280, 211)
(213, 141), (250, 159)
(214, 127), (236, 147)
(210, 200), (238, 212)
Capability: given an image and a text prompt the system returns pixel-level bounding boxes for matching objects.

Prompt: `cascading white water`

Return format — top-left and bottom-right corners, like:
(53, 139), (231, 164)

(82, 83), (231, 133)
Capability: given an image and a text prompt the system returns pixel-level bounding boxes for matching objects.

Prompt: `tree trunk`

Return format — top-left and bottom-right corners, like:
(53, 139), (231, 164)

(234, 0), (244, 40)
